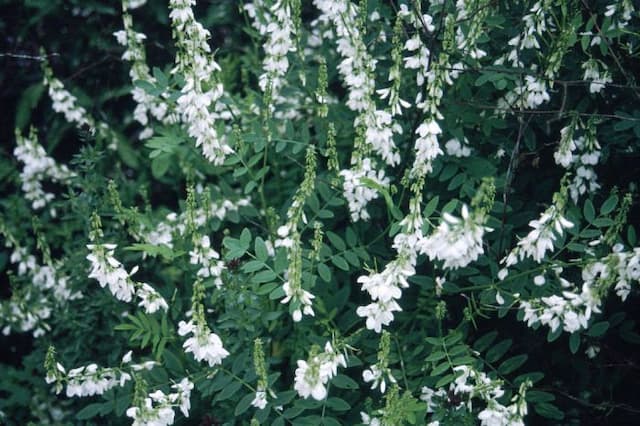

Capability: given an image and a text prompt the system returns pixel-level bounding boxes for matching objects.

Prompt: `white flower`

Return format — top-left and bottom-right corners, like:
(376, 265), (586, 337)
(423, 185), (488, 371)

(294, 360), (327, 400)
(281, 280), (315, 322)
(362, 364), (395, 393)
(178, 320), (229, 367)
(478, 403), (511, 426)
(293, 341), (346, 400)
(136, 283), (169, 313)
(444, 138), (471, 157)
(356, 300), (402, 333)
(86, 244), (136, 302)
(340, 158), (390, 222)
(420, 205), (490, 270)
(251, 390), (268, 409)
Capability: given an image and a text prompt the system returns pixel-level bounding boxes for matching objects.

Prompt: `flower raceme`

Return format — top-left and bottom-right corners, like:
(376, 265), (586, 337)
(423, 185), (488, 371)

(419, 204), (491, 270)
(177, 319), (229, 367)
(86, 243), (168, 313)
(294, 342), (347, 400)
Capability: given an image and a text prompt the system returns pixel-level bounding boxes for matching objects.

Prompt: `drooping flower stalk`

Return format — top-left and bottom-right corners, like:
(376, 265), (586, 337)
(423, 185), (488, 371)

(169, 0), (233, 165)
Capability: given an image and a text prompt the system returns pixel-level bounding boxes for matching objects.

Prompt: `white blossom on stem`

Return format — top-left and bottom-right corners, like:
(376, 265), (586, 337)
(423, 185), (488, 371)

(177, 320), (229, 367)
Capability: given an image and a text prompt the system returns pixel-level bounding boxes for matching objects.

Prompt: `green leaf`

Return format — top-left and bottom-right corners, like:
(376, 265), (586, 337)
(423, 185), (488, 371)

(474, 331), (498, 353)
(423, 196), (439, 217)
(534, 402), (564, 420)
(322, 418), (341, 426)
(223, 236), (248, 259)
(583, 199), (595, 223)
(586, 321), (609, 337)
(269, 285), (286, 300)
(431, 361), (450, 376)
(242, 260), (265, 273)
(216, 381), (242, 401)
(331, 255), (349, 271)
(76, 403), (106, 420)
(451, 356), (476, 365)
(526, 391), (556, 403)
(486, 339), (512, 363)
(569, 333), (580, 354)
(163, 348), (184, 373)
(547, 326), (562, 342)
(425, 351), (446, 362)
(256, 282), (279, 295)
(498, 354), (528, 375)
(234, 393), (256, 416)
(254, 237), (269, 261)
(240, 228), (252, 246)
(332, 374), (359, 389)
(317, 263), (332, 282)
(326, 231), (346, 251)
(326, 397), (350, 411)
(151, 154), (171, 178)
(283, 406), (305, 419)
(435, 373), (457, 388)
(252, 270), (277, 284)
(600, 195), (618, 215)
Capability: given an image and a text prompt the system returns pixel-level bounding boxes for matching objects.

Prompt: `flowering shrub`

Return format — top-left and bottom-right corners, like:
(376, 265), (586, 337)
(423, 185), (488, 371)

(1, 0), (640, 424)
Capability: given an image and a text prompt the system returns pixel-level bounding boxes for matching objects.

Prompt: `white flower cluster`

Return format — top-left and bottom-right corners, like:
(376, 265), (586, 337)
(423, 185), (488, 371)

(493, 3), (555, 113)
(354, 8), (463, 330)
(63, 364), (132, 398)
(569, 143), (601, 203)
(340, 158), (390, 222)
(501, 205), (573, 271)
(177, 319), (229, 367)
(453, 0), (490, 64)
(43, 64), (118, 149)
(127, 378), (194, 426)
(45, 351), (154, 397)
(281, 278), (315, 322)
(605, 0), (634, 30)
(314, 0), (399, 219)
(251, 389), (268, 410)
(499, 75), (550, 111)
(553, 123), (577, 168)
(86, 243), (168, 313)
(245, 0), (314, 122)
(356, 199), (423, 332)
(444, 137), (471, 157)
(257, 0), (297, 94)
(189, 236), (225, 288)
(114, 8), (174, 139)
(420, 205), (491, 270)
(362, 363), (397, 394)
(275, 224), (315, 322)
(44, 69), (91, 128)
(1, 231), (79, 337)
(520, 247), (640, 333)
(553, 124), (602, 203)
(498, 1), (547, 68)
(14, 128), (74, 212)
(582, 59), (612, 94)
(294, 342), (346, 400)
(422, 365), (528, 426)
(400, 5), (434, 87)
(169, 0), (232, 165)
